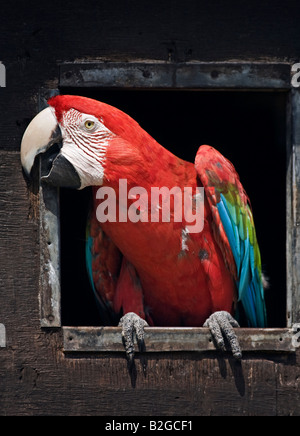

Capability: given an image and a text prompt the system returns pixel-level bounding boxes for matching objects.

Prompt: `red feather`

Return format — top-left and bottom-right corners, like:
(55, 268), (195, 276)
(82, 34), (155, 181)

(49, 95), (238, 326)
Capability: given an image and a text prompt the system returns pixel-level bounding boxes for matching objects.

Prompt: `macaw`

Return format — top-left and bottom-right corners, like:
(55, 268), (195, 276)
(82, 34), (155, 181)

(20, 95), (267, 361)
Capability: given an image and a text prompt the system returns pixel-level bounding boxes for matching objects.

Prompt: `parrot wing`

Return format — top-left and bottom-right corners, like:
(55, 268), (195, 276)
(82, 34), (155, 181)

(86, 210), (122, 325)
(195, 145), (267, 327)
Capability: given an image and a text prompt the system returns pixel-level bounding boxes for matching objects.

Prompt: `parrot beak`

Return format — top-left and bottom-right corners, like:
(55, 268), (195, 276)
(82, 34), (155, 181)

(20, 107), (81, 189)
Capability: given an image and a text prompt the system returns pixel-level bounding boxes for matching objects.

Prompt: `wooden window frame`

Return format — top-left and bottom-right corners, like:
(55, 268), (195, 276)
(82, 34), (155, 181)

(38, 62), (300, 354)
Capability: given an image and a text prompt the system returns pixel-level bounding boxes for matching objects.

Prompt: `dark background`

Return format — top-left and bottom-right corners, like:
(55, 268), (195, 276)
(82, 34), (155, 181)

(0, 0), (299, 416)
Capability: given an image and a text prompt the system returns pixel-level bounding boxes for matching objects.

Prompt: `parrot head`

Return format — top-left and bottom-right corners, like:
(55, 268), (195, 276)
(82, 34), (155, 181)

(20, 95), (145, 189)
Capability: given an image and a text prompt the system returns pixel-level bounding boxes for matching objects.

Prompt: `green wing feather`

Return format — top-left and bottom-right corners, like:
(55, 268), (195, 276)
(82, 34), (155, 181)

(195, 145), (267, 327)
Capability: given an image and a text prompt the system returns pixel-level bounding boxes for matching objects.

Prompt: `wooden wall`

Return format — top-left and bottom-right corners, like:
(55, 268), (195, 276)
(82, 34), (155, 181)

(0, 0), (300, 415)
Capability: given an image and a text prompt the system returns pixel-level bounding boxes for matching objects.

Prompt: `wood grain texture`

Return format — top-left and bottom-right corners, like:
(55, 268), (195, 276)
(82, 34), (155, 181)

(1, 0), (300, 415)
(63, 327), (296, 353)
(1, 0), (300, 152)
(59, 62), (291, 89)
(0, 152), (299, 415)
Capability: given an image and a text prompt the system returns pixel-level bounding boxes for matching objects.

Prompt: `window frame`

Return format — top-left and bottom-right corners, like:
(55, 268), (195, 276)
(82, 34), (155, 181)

(37, 62), (300, 353)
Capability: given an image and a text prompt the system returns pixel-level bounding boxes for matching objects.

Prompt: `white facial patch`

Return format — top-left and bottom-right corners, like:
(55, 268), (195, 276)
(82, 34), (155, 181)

(59, 108), (115, 189)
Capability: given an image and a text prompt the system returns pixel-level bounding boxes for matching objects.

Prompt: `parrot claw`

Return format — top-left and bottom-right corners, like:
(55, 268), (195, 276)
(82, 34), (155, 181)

(119, 312), (149, 368)
(204, 311), (242, 360)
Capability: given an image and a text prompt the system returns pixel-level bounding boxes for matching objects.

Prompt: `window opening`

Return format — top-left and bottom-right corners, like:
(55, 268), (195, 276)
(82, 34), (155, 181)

(60, 89), (287, 328)
(36, 63), (300, 353)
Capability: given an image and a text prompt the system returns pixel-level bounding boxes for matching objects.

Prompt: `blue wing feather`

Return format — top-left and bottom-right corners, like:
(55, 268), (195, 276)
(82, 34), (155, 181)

(217, 198), (240, 270)
(195, 145), (267, 327)
(217, 194), (267, 327)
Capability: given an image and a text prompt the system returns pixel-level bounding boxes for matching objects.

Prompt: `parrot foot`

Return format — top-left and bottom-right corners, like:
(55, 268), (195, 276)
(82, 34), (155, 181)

(119, 312), (149, 369)
(204, 311), (242, 360)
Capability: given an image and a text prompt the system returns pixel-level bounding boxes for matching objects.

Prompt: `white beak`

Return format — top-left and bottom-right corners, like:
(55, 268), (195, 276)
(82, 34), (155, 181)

(20, 107), (81, 188)
(20, 107), (60, 177)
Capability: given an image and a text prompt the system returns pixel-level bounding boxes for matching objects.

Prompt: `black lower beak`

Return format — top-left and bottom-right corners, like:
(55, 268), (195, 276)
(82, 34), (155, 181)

(40, 145), (81, 189)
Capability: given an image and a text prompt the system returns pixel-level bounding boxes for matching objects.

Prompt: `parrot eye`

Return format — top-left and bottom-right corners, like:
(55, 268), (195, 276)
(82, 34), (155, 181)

(84, 120), (95, 130)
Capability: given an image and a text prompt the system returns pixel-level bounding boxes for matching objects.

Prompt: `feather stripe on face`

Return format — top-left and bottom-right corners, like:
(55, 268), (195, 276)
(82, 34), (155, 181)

(59, 108), (116, 188)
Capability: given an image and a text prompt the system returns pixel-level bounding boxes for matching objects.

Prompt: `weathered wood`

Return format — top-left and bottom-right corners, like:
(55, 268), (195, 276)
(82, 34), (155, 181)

(63, 327), (297, 353)
(286, 90), (293, 327)
(0, 106), (297, 416)
(289, 89), (300, 325)
(39, 182), (61, 327)
(1, 0), (300, 156)
(60, 62), (291, 89)
(0, 90), (297, 415)
(1, 0), (300, 416)
(38, 90), (61, 327)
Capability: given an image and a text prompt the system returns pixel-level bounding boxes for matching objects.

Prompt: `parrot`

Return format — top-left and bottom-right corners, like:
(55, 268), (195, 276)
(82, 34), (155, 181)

(20, 95), (267, 362)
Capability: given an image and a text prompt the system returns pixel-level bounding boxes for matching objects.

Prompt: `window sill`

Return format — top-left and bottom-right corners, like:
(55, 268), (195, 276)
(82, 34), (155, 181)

(63, 326), (299, 353)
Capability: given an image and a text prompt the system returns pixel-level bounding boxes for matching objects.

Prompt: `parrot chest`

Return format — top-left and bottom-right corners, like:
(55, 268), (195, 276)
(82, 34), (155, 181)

(101, 218), (235, 327)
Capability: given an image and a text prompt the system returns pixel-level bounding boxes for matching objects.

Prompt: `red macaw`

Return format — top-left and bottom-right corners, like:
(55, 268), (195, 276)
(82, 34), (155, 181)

(20, 95), (267, 361)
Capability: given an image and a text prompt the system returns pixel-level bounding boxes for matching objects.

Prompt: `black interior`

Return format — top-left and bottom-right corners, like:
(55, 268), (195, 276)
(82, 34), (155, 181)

(60, 89), (287, 327)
